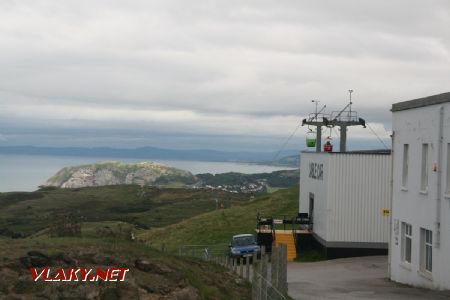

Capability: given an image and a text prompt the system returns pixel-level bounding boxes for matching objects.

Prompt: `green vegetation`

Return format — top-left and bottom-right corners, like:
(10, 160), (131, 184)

(0, 185), (249, 237)
(294, 249), (325, 262)
(138, 186), (299, 252)
(0, 181), (307, 298)
(45, 161), (197, 188)
(0, 237), (251, 299)
(196, 169), (299, 188)
(43, 161), (299, 194)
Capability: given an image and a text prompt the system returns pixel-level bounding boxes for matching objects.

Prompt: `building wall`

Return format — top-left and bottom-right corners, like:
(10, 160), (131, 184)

(327, 154), (391, 245)
(300, 152), (391, 247)
(299, 152), (330, 242)
(390, 102), (450, 290)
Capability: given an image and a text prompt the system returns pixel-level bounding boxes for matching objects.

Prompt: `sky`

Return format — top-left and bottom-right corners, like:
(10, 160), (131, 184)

(0, 0), (449, 152)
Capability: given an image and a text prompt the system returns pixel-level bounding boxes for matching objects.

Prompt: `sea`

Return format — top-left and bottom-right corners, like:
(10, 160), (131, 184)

(0, 154), (295, 192)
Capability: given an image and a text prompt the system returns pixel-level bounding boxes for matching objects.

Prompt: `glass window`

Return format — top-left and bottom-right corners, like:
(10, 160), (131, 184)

(402, 144), (409, 188)
(446, 144), (450, 193)
(421, 144), (429, 191)
(401, 222), (412, 263)
(420, 228), (432, 272)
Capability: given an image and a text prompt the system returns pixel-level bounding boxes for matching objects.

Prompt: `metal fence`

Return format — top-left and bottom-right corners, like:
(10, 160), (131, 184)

(180, 243), (288, 300)
(178, 244), (229, 259)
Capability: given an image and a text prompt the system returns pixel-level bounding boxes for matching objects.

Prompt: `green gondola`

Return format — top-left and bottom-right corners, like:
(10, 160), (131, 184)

(306, 131), (316, 147)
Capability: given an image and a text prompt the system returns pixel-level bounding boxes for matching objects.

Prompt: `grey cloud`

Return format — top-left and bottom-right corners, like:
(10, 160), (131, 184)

(0, 1), (448, 149)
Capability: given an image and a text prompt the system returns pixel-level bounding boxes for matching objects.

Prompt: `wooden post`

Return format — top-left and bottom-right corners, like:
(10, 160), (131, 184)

(280, 244), (288, 295)
(252, 261), (259, 300)
(261, 253), (268, 300)
(239, 257), (244, 277)
(270, 244), (278, 299)
(245, 257), (250, 280)
(258, 253), (264, 300)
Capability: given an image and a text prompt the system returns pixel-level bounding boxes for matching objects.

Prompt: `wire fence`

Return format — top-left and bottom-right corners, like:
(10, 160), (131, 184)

(180, 243), (289, 300)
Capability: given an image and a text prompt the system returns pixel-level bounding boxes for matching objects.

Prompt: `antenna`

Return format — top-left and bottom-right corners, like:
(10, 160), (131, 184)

(312, 100), (319, 120)
(349, 89), (353, 116)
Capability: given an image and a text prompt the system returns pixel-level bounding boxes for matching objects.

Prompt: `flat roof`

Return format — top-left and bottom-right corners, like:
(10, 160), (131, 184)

(301, 149), (391, 155)
(392, 92), (450, 112)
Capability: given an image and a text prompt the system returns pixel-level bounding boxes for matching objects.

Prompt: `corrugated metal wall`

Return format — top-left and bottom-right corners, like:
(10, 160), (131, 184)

(299, 152), (330, 241)
(327, 154), (391, 243)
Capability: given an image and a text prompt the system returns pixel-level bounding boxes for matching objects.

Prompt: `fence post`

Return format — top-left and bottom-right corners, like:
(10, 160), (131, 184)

(246, 256), (250, 280)
(280, 244), (288, 296)
(261, 253), (268, 300)
(258, 253), (264, 300)
(270, 244), (279, 299)
(239, 257), (244, 277)
(252, 260), (259, 300)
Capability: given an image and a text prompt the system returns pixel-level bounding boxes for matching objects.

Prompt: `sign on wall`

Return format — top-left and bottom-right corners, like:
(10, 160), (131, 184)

(309, 162), (324, 180)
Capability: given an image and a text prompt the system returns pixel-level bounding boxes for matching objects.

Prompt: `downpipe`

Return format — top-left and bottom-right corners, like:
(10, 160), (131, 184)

(435, 106), (444, 248)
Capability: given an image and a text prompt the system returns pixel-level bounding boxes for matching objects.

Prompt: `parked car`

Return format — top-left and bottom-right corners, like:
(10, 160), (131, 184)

(229, 234), (261, 258)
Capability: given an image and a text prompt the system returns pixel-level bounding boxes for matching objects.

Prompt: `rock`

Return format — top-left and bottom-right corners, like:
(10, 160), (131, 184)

(27, 251), (48, 258)
(169, 286), (198, 300)
(20, 256), (51, 268)
(43, 161), (198, 188)
(51, 252), (77, 267)
(134, 258), (172, 275)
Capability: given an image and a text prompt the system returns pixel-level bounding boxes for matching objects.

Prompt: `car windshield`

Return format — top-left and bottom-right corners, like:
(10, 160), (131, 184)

(233, 235), (255, 246)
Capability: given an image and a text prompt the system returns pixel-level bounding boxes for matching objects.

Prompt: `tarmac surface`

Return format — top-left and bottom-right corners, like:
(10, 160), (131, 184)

(287, 256), (450, 300)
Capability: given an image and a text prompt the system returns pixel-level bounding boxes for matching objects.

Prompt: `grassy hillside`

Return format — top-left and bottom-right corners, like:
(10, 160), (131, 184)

(138, 186), (299, 252)
(196, 169), (299, 188)
(0, 185), (249, 237)
(0, 237), (250, 299)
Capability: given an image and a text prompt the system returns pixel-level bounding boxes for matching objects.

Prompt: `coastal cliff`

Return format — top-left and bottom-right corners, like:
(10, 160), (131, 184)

(44, 161), (197, 188)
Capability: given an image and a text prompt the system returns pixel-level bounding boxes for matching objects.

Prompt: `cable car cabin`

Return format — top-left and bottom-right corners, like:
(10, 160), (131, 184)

(324, 141), (333, 152)
(306, 131), (316, 147)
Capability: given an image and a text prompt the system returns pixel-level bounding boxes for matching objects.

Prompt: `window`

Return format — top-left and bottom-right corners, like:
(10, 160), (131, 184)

(420, 144), (429, 192)
(420, 228), (432, 272)
(446, 144), (450, 194)
(402, 144), (409, 188)
(401, 222), (412, 263)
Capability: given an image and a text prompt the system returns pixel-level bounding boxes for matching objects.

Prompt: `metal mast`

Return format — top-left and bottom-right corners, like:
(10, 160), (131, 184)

(302, 90), (366, 152)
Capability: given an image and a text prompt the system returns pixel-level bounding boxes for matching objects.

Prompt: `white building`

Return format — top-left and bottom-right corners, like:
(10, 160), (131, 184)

(390, 92), (450, 290)
(299, 150), (391, 258)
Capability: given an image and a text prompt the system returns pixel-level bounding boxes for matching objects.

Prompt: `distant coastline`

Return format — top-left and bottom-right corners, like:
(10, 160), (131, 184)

(0, 154), (296, 192)
(0, 145), (299, 167)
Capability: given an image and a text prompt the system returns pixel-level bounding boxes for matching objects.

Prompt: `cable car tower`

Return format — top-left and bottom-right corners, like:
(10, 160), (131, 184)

(302, 90), (366, 152)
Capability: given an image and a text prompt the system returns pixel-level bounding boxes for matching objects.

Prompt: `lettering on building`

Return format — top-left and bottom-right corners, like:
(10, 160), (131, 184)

(309, 163), (323, 180)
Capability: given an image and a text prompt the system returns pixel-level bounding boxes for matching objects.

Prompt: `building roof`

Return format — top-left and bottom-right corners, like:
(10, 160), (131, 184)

(392, 92), (450, 112)
(301, 149), (391, 155)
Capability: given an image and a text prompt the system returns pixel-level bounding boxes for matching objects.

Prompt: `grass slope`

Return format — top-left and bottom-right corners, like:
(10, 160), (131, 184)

(0, 185), (249, 237)
(138, 186), (299, 252)
(0, 237), (251, 299)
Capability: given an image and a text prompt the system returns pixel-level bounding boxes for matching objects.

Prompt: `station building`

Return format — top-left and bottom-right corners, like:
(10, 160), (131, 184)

(390, 92), (450, 290)
(299, 150), (391, 258)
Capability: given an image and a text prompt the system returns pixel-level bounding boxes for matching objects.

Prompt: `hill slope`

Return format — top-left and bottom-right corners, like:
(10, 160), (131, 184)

(44, 161), (197, 188)
(0, 185), (249, 237)
(0, 237), (251, 299)
(138, 186), (299, 252)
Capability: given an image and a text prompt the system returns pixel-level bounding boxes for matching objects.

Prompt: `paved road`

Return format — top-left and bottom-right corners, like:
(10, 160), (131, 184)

(287, 256), (450, 300)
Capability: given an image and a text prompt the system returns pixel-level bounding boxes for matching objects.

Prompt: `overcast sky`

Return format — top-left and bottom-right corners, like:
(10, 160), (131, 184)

(0, 0), (449, 151)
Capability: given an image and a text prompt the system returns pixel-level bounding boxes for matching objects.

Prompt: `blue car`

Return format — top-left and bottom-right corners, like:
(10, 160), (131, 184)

(229, 234), (261, 258)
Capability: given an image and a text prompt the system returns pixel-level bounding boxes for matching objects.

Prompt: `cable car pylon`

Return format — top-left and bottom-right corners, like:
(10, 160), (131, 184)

(302, 90), (366, 152)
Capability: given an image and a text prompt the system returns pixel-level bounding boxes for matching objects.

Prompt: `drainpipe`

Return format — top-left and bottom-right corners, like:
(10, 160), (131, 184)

(436, 106), (444, 248)
(387, 131), (394, 278)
